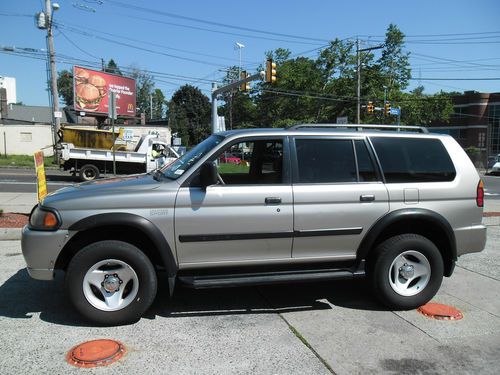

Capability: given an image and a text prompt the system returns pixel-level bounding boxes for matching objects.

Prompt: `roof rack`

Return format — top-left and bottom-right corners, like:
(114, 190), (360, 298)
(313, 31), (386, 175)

(286, 124), (429, 133)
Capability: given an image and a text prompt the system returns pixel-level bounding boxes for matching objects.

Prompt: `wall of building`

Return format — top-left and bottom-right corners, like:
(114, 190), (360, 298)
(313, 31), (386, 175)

(0, 125), (54, 156)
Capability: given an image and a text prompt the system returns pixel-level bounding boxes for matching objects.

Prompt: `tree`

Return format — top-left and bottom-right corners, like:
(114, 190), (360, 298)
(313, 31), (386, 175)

(169, 85), (211, 145)
(57, 70), (74, 106)
(105, 59), (122, 75)
(379, 24), (411, 92)
(130, 68), (155, 117)
(398, 87), (454, 126)
(151, 88), (166, 119)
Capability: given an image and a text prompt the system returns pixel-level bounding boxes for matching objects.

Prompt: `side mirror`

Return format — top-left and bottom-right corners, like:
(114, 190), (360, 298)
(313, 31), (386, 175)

(199, 161), (218, 188)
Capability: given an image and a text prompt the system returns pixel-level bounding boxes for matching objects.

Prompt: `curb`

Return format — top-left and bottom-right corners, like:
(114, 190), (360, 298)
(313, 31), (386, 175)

(0, 228), (22, 241)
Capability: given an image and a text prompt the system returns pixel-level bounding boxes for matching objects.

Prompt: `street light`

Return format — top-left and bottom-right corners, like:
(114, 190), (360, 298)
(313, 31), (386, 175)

(234, 42), (245, 77)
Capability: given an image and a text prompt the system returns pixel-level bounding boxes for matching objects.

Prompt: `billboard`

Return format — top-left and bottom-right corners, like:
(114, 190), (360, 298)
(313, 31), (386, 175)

(73, 66), (136, 117)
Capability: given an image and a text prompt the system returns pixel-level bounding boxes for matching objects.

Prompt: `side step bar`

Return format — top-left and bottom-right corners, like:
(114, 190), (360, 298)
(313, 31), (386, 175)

(179, 266), (365, 289)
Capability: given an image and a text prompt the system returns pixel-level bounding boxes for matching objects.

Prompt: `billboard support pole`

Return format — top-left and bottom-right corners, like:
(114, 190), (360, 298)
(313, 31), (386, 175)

(109, 91), (117, 176)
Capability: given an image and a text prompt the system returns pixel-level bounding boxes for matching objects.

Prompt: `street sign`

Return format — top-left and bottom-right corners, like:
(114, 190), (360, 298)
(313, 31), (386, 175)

(336, 116), (348, 124)
(390, 108), (401, 116)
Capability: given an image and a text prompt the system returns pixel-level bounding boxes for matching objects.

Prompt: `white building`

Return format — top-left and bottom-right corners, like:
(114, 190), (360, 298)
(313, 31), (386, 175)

(0, 76), (17, 104)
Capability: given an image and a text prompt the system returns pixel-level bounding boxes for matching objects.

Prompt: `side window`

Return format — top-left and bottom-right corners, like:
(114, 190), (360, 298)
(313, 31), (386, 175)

(370, 137), (456, 183)
(295, 139), (357, 183)
(354, 140), (378, 182)
(216, 139), (283, 185)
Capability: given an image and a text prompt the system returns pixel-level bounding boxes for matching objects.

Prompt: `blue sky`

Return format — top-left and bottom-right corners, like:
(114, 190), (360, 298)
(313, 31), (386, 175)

(1, 0), (499, 106)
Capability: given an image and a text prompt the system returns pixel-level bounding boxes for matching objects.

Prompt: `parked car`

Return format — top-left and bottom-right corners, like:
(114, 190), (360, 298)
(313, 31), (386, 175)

(487, 154), (500, 174)
(22, 124), (487, 325)
(219, 153), (241, 164)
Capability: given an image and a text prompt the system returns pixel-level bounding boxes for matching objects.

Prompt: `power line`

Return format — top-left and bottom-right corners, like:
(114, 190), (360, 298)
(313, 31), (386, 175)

(58, 28), (101, 60)
(105, 0), (330, 43)
(411, 77), (500, 81)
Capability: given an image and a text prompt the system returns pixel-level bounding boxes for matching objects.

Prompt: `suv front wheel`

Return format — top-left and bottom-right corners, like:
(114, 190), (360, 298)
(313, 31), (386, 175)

(368, 234), (444, 310)
(66, 240), (158, 325)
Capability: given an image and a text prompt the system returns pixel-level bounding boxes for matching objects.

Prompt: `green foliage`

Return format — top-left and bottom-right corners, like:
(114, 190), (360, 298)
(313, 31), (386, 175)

(57, 70), (74, 106)
(105, 59), (122, 75)
(131, 68), (155, 117)
(169, 85), (211, 146)
(379, 24), (411, 92)
(399, 87), (454, 126)
(151, 88), (166, 119)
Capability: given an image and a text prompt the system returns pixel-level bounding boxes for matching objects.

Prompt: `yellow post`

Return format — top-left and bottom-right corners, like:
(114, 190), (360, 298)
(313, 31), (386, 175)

(34, 150), (48, 202)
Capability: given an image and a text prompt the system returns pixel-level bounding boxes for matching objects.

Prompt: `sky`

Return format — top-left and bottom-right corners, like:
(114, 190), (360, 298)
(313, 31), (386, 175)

(1, 0), (499, 106)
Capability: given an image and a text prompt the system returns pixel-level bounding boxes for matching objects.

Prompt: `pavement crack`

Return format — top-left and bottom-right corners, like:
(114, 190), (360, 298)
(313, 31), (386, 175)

(255, 287), (336, 375)
(455, 264), (500, 282)
(391, 311), (441, 343)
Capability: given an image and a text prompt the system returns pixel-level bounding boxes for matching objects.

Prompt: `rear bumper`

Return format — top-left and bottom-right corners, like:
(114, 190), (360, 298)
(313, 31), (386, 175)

(455, 224), (487, 257)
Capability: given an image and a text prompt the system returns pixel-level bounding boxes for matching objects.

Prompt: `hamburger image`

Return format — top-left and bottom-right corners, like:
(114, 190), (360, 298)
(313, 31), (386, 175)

(75, 83), (101, 111)
(75, 68), (90, 85)
(88, 75), (107, 96)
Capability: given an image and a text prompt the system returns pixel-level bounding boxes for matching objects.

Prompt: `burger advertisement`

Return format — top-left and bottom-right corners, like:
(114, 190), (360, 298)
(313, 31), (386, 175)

(73, 66), (136, 117)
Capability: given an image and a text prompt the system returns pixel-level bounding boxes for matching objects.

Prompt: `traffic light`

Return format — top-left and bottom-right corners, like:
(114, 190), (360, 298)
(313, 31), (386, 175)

(367, 101), (374, 114)
(384, 101), (391, 116)
(265, 59), (277, 83)
(240, 71), (250, 92)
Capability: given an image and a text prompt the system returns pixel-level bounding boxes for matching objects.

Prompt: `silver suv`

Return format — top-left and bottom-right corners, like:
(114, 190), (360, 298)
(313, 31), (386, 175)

(22, 124), (487, 325)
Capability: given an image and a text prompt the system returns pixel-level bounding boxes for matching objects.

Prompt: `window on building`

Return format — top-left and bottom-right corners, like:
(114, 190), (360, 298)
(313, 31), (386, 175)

(20, 132), (32, 142)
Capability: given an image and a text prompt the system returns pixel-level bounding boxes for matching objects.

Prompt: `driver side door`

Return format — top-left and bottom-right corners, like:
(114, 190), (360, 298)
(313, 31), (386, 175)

(174, 137), (293, 265)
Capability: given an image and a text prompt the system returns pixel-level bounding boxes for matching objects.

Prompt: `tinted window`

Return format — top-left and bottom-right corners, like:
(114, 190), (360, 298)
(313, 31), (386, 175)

(354, 140), (378, 182)
(371, 137), (456, 183)
(295, 139), (356, 183)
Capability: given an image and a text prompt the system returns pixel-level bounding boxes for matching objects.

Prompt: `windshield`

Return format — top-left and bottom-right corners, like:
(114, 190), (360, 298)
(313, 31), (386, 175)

(160, 135), (224, 180)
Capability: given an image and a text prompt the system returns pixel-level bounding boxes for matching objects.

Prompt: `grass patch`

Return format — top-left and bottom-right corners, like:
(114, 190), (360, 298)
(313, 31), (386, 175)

(0, 154), (55, 168)
(218, 162), (250, 174)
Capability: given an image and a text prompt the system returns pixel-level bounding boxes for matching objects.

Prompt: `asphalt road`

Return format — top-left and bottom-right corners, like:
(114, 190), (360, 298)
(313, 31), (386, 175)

(0, 222), (499, 374)
(1, 167), (500, 198)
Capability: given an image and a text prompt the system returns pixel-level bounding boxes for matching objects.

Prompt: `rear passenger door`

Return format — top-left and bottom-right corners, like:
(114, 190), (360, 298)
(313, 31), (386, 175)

(291, 137), (389, 260)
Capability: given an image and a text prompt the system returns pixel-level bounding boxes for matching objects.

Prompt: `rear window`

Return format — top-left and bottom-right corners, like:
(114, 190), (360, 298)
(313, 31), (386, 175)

(370, 137), (456, 183)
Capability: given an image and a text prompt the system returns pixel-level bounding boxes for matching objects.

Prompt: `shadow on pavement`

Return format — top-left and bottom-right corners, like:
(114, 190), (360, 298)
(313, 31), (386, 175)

(0, 268), (387, 327)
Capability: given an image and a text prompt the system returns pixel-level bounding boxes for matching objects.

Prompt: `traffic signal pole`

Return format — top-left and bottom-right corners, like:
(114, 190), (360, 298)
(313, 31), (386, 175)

(211, 71), (264, 134)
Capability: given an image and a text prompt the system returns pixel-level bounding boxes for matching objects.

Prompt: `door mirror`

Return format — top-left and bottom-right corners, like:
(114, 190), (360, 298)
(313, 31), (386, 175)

(199, 161), (218, 188)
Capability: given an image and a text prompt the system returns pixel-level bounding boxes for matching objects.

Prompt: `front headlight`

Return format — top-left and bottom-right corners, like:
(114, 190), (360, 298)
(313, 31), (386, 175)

(29, 205), (61, 231)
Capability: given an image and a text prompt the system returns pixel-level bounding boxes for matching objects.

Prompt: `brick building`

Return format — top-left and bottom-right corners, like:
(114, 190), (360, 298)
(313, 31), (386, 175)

(428, 91), (500, 166)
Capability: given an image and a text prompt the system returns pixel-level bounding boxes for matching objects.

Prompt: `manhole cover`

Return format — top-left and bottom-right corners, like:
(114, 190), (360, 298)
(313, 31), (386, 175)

(67, 339), (125, 368)
(417, 303), (463, 320)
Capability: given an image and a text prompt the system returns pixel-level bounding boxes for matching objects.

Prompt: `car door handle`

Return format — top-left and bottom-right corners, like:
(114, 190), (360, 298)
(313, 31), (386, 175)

(265, 197), (282, 205)
(360, 194), (375, 202)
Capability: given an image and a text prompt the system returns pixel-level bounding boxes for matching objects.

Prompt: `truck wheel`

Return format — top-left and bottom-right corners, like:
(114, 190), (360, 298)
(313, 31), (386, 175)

(368, 234), (444, 310)
(65, 240), (157, 325)
(79, 164), (100, 181)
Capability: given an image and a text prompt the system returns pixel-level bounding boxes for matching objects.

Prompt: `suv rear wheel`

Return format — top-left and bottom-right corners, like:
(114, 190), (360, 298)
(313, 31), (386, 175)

(368, 234), (444, 310)
(66, 240), (157, 325)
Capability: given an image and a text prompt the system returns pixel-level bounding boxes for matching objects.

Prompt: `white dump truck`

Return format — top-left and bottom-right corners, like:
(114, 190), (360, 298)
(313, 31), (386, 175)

(58, 134), (179, 181)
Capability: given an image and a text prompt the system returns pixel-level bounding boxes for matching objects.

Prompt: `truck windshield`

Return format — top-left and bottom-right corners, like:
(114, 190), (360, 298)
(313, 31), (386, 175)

(160, 135), (224, 180)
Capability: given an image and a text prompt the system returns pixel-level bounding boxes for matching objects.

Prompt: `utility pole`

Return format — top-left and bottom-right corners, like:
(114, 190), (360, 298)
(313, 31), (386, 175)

(45, 0), (61, 156)
(356, 41), (384, 125)
(356, 39), (360, 124)
(211, 82), (218, 134)
(150, 94), (153, 120)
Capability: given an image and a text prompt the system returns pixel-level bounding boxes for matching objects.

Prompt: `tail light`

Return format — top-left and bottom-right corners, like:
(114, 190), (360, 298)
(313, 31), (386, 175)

(476, 180), (484, 207)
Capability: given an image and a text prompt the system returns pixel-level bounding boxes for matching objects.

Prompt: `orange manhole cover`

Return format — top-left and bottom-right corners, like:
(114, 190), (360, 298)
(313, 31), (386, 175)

(417, 303), (463, 320)
(67, 339), (125, 368)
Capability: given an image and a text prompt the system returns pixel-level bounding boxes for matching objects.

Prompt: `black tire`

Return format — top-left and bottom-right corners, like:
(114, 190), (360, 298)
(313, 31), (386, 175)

(367, 234), (444, 310)
(66, 240), (157, 325)
(79, 164), (100, 181)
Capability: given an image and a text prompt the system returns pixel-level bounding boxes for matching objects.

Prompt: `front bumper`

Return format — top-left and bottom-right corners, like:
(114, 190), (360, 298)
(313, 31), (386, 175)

(21, 225), (70, 280)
